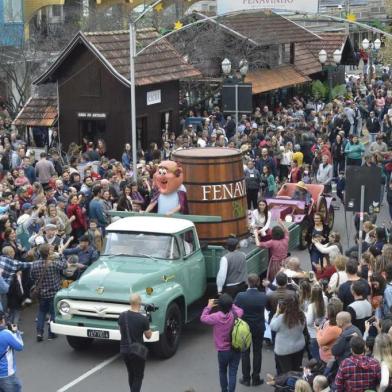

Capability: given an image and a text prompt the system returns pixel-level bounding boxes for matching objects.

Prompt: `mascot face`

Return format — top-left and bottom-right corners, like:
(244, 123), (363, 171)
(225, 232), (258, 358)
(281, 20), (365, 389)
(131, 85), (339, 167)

(154, 161), (183, 195)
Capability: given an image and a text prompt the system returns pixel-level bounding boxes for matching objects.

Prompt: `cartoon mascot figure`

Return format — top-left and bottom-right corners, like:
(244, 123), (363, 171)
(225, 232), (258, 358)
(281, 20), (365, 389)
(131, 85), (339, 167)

(146, 161), (189, 215)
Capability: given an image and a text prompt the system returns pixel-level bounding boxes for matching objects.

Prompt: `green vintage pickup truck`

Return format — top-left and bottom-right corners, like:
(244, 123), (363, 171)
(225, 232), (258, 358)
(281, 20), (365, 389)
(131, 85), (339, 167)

(51, 215), (299, 358)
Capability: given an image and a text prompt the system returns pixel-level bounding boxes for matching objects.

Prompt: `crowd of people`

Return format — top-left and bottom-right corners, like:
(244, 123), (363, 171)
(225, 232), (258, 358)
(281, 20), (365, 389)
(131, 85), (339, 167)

(0, 68), (391, 391)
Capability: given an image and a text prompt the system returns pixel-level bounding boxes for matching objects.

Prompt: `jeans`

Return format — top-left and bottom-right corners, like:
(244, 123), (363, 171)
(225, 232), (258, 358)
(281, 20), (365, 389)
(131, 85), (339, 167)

(241, 331), (263, 382)
(0, 374), (22, 392)
(310, 247), (323, 270)
(217, 350), (241, 392)
(122, 354), (145, 392)
(36, 297), (55, 336)
(309, 338), (320, 361)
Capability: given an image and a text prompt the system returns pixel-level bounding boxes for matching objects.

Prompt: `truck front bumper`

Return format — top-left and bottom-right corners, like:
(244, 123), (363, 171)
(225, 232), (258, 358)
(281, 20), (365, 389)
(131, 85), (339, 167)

(50, 322), (160, 342)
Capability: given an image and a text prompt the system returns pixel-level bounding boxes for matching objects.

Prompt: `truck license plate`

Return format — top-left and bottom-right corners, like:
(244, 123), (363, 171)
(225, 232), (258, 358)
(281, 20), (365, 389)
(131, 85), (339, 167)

(87, 329), (110, 339)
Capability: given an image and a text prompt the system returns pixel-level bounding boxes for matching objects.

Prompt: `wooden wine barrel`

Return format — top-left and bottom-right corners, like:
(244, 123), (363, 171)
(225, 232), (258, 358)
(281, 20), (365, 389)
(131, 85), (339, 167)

(172, 148), (248, 245)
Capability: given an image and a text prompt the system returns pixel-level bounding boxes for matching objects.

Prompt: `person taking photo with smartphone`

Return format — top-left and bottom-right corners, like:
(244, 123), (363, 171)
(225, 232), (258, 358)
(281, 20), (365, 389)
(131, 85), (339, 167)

(0, 310), (23, 391)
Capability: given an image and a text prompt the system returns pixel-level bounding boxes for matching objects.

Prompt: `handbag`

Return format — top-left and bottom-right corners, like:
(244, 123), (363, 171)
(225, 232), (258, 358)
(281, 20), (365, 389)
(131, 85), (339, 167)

(30, 260), (49, 300)
(124, 311), (148, 360)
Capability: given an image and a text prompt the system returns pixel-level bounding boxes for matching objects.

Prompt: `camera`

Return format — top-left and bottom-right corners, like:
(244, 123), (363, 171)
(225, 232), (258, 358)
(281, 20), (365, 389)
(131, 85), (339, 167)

(6, 323), (17, 333)
(144, 303), (159, 313)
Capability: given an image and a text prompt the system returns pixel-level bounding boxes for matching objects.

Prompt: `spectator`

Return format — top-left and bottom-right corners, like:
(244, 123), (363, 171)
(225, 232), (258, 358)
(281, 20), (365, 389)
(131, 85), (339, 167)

(332, 311), (362, 363)
(347, 279), (372, 334)
(200, 294), (244, 392)
(270, 295), (306, 375)
(30, 243), (68, 342)
(373, 333), (392, 392)
(234, 274), (266, 386)
(306, 285), (327, 360)
(312, 375), (330, 392)
(0, 311), (23, 391)
(34, 152), (56, 187)
(316, 298), (343, 364)
(66, 194), (87, 240)
(335, 336), (381, 392)
(338, 259), (370, 310)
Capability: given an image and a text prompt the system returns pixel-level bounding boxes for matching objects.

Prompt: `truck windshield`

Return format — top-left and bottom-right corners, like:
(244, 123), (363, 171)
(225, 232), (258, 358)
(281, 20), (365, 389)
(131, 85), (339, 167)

(103, 232), (180, 260)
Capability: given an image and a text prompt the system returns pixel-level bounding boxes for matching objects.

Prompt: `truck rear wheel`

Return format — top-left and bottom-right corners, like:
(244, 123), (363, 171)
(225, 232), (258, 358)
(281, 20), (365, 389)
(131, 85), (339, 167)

(152, 302), (182, 359)
(66, 336), (94, 351)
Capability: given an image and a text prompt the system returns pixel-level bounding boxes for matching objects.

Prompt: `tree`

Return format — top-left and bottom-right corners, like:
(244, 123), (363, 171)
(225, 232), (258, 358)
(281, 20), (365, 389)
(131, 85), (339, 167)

(0, 0), (139, 117)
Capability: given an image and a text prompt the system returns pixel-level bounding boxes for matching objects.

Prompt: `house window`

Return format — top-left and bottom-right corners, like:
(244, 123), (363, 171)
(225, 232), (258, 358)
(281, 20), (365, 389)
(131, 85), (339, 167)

(4, 0), (23, 23)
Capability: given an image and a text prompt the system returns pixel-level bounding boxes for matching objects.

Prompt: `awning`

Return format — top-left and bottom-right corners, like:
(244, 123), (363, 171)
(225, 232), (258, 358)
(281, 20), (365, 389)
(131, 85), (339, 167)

(245, 66), (311, 94)
(13, 97), (58, 127)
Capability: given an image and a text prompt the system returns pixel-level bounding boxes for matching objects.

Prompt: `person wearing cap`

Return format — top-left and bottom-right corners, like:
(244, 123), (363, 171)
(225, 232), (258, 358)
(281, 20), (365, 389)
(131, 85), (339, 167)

(0, 310), (23, 391)
(216, 237), (247, 298)
(63, 235), (98, 277)
(29, 224), (63, 250)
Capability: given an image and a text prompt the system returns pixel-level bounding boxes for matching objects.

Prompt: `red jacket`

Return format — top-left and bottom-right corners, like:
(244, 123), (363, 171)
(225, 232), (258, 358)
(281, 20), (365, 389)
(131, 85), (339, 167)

(66, 204), (87, 231)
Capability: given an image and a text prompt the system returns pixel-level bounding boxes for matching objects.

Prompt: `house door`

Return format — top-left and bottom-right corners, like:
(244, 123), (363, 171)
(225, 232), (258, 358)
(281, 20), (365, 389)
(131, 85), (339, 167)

(79, 119), (106, 144)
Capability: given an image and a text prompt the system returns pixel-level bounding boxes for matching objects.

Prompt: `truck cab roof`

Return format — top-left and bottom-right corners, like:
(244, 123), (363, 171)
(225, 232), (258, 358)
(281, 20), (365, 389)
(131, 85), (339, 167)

(106, 216), (195, 235)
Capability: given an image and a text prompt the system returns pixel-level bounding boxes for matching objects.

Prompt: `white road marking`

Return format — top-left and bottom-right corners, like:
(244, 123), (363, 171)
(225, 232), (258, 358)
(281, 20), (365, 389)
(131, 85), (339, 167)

(57, 353), (120, 392)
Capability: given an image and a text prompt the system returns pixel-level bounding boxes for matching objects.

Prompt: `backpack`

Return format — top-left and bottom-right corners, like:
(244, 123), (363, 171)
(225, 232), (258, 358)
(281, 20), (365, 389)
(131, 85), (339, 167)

(231, 310), (251, 352)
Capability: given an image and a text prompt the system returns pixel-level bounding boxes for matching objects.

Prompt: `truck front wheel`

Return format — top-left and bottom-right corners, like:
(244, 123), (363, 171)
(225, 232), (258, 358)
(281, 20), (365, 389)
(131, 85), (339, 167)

(152, 302), (182, 359)
(66, 336), (94, 351)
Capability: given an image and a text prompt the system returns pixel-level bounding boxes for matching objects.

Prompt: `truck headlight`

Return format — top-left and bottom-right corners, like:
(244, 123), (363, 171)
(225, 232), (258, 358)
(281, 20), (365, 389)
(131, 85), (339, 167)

(58, 300), (71, 315)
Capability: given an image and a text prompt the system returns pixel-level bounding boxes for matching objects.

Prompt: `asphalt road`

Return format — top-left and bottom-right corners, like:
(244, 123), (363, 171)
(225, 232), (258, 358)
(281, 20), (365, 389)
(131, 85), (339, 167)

(16, 195), (388, 392)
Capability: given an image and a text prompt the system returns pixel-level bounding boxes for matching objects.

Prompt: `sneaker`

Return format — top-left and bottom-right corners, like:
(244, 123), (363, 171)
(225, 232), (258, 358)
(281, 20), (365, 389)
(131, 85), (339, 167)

(48, 333), (57, 340)
(36, 335), (43, 342)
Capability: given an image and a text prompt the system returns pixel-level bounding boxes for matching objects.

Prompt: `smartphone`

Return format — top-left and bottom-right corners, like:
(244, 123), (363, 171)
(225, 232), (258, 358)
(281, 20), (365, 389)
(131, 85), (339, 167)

(368, 316), (376, 324)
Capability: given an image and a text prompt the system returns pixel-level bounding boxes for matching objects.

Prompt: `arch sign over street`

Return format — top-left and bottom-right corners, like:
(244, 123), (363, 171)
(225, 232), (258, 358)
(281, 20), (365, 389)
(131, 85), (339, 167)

(217, 0), (319, 15)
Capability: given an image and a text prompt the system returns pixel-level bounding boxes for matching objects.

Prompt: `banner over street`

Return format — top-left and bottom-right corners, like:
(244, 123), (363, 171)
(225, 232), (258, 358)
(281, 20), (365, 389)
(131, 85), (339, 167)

(217, 0), (319, 15)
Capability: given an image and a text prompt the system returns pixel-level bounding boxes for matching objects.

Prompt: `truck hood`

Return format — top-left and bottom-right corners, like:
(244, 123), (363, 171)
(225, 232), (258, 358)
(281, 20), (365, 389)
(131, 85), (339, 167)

(62, 256), (174, 302)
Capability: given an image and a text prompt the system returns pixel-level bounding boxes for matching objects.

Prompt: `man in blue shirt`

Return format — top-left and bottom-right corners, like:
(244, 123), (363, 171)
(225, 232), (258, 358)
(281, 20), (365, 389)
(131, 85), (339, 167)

(63, 235), (99, 270)
(0, 311), (23, 391)
(88, 186), (107, 231)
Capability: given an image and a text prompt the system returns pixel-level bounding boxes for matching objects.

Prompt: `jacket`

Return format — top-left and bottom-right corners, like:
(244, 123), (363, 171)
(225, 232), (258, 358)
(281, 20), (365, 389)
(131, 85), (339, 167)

(335, 354), (381, 392)
(234, 288), (266, 333)
(331, 324), (362, 363)
(0, 328), (23, 377)
(200, 304), (244, 351)
(316, 321), (342, 362)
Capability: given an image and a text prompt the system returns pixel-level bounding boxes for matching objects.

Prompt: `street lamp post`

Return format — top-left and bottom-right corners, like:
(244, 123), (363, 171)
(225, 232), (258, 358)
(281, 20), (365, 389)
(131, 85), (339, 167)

(129, 0), (163, 181)
(318, 48), (342, 101)
(362, 38), (381, 81)
(221, 58), (249, 132)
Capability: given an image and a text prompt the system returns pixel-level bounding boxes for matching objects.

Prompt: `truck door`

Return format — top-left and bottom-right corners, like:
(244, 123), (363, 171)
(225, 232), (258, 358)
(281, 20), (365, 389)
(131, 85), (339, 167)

(179, 229), (206, 304)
